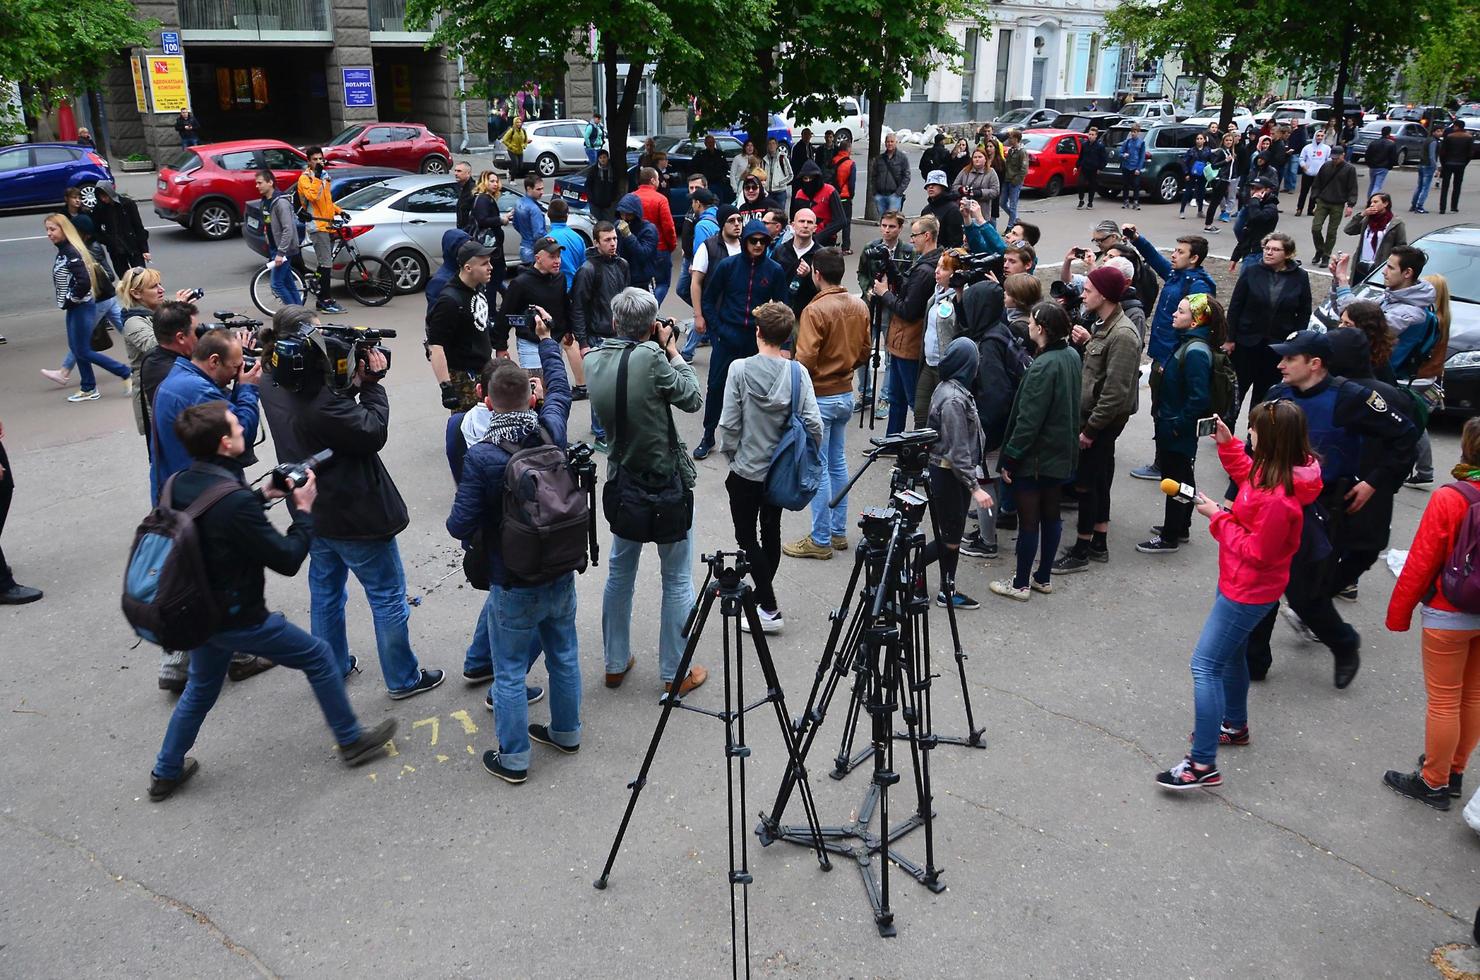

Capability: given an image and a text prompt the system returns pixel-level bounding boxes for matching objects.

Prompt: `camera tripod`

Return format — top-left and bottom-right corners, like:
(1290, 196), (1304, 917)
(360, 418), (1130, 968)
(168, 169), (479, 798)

(757, 433), (985, 937)
(594, 551), (830, 980)
(859, 293), (888, 432)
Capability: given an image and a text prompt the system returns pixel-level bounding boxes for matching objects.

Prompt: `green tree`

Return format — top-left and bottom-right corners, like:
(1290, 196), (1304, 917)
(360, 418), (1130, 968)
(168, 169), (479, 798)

(0, 0), (156, 115)
(406, 0), (770, 195)
(1404, 2), (1479, 103)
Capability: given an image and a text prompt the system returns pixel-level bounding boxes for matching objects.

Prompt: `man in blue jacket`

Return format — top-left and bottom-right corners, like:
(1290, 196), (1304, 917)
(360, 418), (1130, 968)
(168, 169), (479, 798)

(694, 219), (787, 458)
(1120, 124), (1148, 211)
(513, 175), (548, 264)
(1125, 226), (1216, 480)
(446, 312), (581, 784)
(615, 192), (659, 289)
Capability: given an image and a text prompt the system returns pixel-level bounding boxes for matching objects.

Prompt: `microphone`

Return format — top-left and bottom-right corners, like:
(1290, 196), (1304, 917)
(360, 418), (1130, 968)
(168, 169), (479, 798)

(1160, 478), (1199, 504)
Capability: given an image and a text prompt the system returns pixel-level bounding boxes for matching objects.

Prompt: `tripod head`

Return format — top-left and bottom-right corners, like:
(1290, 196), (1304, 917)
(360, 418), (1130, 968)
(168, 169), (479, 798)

(826, 429), (938, 510)
(702, 550), (751, 586)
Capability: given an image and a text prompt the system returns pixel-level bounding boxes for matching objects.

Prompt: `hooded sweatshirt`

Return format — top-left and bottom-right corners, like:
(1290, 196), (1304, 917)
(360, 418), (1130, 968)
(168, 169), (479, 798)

(927, 337), (985, 491)
(1210, 439), (1322, 604)
(615, 192), (659, 284)
(1335, 278), (1437, 375)
(790, 161), (844, 244)
(426, 229), (473, 308)
(717, 353), (823, 482)
(701, 219), (787, 347)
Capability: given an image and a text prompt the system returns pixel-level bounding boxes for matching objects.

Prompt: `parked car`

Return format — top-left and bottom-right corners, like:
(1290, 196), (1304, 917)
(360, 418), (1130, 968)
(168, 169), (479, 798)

(783, 97), (868, 144)
(491, 119), (597, 178)
(319, 123), (450, 174)
(1253, 100), (1326, 126)
(555, 133), (743, 216)
(1097, 122), (1206, 204)
(1020, 129), (1088, 197)
(1386, 104), (1454, 131)
(1311, 223), (1479, 415)
(1046, 111), (1124, 133)
(1118, 100), (1180, 122)
(153, 139), (320, 240)
(1348, 121), (1430, 166)
(326, 174), (594, 294)
(1184, 107), (1257, 135)
(710, 114), (793, 149)
(241, 166), (409, 259)
(0, 142), (113, 212)
(991, 107), (1059, 131)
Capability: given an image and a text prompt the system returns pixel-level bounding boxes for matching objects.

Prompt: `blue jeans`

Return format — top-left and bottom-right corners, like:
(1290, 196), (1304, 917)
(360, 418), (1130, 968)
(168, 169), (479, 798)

(64, 300), (129, 392)
(602, 529), (693, 682)
(1367, 167), (1390, 198)
(680, 319), (707, 359)
(590, 403), (606, 442)
(1189, 592), (1276, 765)
(488, 574), (582, 770)
(153, 613), (362, 779)
(308, 536), (424, 693)
(1001, 182), (1023, 224)
(886, 356), (920, 434)
(461, 597), (542, 703)
(875, 194), (903, 217)
(810, 393), (855, 546)
(271, 257), (303, 306)
(181, 135), (200, 148)
(1283, 158), (1299, 192)
(1413, 166), (1436, 210)
(652, 249), (674, 304)
(585, 148), (598, 164)
(62, 297), (122, 371)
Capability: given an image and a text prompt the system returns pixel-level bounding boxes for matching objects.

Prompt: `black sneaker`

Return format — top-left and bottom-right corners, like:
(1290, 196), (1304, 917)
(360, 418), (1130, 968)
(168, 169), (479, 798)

(995, 512), (1018, 531)
(340, 719), (398, 767)
(388, 668), (446, 700)
(1155, 756), (1222, 791)
(937, 590), (980, 610)
(1135, 536), (1179, 555)
(482, 751), (528, 784)
(1150, 524), (1191, 543)
(484, 686), (546, 711)
(1333, 647), (1361, 690)
(148, 757), (200, 802)
(1382, 769), (1450, 810)
(571, 385), (589, 401)
(1417, 753), (1465, 797)
(692, 440), (713, 460)
(1053, 550), (1090, 574)
(959, 534), (997, 559)
(1335, 583), (1358, 602)
(529, 724), (580, 754)
(464, 665), (494, 683)
(1088, 545), (1109, 564)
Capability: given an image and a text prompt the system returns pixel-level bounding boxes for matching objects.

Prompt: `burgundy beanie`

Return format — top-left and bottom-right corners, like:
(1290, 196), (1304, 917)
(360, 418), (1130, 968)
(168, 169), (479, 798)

(1087, 265), (1128, 304)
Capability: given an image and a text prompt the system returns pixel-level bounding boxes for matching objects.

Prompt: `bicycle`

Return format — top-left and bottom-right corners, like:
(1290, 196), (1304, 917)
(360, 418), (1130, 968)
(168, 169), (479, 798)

(250, 213), (394, 316)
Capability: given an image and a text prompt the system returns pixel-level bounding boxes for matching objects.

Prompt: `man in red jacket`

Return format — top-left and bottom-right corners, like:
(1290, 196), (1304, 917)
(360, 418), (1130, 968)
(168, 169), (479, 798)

(634, 167), (678, 303)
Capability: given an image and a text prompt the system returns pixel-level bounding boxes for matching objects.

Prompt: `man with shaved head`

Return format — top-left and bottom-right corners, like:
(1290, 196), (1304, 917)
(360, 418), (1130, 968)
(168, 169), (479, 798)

(773, 207), (821, 315)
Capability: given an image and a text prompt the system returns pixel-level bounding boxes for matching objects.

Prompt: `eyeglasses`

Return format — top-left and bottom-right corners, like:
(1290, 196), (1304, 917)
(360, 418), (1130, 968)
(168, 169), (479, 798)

(909, 231), (928, 239)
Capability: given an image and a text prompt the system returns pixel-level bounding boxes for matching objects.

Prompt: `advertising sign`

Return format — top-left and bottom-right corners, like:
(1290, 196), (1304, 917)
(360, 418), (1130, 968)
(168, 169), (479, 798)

(149, 55), (190, 113)
(343, 67), (375, 108)
(130, 55), (148, 112)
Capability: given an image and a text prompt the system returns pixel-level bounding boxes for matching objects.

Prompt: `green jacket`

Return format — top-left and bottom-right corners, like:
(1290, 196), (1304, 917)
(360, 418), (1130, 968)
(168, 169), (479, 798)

(585, 338), (703, 487)
(1000, 342), (1082, 480)
(1079, 306), (1141, 435)
(1003, 144), (1030, 185)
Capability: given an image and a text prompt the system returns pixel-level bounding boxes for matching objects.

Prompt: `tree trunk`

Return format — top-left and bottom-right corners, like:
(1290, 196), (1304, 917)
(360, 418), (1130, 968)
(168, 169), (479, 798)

(1218, 51), (1245, 130)
(603, 40), (644, 199)
(749, 47), (776, 150)
(1331, 16), (1355, 138)
(864, 79), (886, 222)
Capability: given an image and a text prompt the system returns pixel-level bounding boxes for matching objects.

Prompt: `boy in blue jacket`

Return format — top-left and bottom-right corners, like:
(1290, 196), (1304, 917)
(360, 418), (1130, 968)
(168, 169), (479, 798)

(1120, 124), (1148, 211)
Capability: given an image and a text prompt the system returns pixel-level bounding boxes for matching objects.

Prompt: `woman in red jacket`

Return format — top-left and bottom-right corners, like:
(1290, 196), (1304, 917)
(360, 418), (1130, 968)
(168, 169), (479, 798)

(1156, 402), (1321, 790)
(1384, 417), (1480, 810)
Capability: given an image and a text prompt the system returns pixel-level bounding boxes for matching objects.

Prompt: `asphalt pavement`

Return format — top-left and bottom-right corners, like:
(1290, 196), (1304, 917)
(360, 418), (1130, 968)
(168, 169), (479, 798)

(1, 159), (1477, 978)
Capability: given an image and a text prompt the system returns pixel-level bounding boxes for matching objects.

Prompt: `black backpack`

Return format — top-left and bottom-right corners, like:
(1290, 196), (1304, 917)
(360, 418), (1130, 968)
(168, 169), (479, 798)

(496, 427), (590, 585)
(121, 474), (237, 650)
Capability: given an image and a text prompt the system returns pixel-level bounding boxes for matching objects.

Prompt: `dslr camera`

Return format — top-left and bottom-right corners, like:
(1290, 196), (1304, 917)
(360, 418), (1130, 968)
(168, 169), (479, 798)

(1050, 279), (1083, 314)
(198, 310), (265, 370)
(269, 449), (333, 492)
(949, 252), (1004, 289)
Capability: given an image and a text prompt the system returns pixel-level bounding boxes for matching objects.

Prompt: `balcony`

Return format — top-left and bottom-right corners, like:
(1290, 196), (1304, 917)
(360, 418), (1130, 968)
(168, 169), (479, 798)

(369, 0), (433, 42)
(178, 0), (331, 40)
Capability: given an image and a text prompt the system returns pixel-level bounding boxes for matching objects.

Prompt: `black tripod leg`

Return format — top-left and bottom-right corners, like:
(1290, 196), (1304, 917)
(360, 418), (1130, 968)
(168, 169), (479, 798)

(594, 581), (717, 890)
(869, 631), (899, 938)
(722, 593), (752, 980)
(898, 581), (943, 892)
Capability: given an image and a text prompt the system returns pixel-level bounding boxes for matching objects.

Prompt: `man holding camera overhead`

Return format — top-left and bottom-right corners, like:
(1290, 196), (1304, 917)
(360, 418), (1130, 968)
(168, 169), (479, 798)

(258, 305), (444, 701)
(427, 239), (495, 413)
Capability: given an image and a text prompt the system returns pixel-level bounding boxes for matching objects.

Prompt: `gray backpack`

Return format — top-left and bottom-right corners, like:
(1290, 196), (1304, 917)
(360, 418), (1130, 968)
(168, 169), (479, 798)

(497, 427), (589, 585)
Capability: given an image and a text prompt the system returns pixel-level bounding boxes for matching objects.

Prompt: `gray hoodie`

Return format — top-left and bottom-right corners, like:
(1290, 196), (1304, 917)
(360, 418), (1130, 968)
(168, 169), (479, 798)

(718, 353), (822, 482)
(1335, 278), (1436, 338)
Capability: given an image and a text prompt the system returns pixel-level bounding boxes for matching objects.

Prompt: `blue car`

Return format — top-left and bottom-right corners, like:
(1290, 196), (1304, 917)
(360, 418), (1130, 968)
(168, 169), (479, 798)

(0, 142), (113, 212)
(242, 165), (408, 258)
(710, 114), (793, 149)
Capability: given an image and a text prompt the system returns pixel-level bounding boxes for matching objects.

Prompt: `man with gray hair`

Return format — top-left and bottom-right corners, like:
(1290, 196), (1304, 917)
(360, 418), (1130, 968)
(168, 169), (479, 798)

(583, 288), (709, 696)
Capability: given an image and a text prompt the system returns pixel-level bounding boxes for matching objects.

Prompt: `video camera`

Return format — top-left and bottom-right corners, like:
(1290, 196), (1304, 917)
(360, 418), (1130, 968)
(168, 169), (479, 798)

(1050, 278), (1083, 314)
(949, 252), (1004, 290)
(269, 449), (333, 492)
(268, 323), (395, 392)
(863, 241), (903, 292)
(197, 310), (265, 370)
(868, 428), (936, 475)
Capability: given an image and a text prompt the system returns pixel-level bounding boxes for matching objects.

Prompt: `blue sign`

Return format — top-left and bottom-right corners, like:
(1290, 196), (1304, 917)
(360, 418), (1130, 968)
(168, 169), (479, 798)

(342, 67), (375, 108)
(161, 31), (180, 55)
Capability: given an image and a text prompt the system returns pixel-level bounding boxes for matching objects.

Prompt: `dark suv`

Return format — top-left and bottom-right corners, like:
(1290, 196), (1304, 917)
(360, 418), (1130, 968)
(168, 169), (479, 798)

(1098, 123), (1205, 204)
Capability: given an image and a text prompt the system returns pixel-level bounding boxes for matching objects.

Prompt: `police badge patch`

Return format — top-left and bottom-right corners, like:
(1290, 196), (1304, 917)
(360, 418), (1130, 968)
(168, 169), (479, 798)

(1366, 390), (1387, 413)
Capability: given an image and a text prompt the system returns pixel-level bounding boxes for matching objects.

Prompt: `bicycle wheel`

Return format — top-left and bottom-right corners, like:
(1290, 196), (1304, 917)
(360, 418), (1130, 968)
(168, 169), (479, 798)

(250, 265), (308, 317)
(344, 257), (394, 307)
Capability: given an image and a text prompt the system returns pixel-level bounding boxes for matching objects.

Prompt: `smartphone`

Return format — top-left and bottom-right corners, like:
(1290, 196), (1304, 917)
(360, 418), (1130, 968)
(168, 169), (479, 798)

(1072, 247), (1088, 259)
(529, 378), (538, 395)
(1196, 416), (1218, 438)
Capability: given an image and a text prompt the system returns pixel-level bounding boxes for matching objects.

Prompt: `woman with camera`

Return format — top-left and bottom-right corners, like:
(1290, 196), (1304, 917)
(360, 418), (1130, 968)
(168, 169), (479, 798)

(990, 303), (1080, 601)
(924, 336), (994, 610)
(952, 148), (1000, 218)
(112, 267), (197, 442)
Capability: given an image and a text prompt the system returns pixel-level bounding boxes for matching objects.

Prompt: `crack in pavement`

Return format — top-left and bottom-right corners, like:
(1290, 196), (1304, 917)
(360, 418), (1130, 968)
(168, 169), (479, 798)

(2, 812), (281, 978)
(980, 682), (1470, 926)
(943, 789), (1074, 847)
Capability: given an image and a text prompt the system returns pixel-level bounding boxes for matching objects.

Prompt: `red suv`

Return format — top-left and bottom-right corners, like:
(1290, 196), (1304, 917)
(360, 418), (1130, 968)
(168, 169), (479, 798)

(320, 123), (450, 173)
(153, 139), (319, 240)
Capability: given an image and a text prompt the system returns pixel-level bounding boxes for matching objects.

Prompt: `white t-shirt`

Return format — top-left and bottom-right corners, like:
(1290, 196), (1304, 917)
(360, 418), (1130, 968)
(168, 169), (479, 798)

(693, 237), (743, 275)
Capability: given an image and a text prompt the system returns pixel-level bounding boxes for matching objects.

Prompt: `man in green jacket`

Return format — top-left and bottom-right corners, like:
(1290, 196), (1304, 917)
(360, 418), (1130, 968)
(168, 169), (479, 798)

(584, 287), (709, 696)
(1056, 265), (1141, 573)
(1001, 129), (1030, 227)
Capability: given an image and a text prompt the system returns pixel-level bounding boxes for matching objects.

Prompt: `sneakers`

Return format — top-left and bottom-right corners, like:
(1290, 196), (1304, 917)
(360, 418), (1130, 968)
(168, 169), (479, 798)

(571, 385), (589, 401)
(1417, 754), (1465, 797)
(989, 579), (1030, 602)
(148, 757), (200, 802)
(691, 440), (713, 460)
(344, 654), (361, 680)
(0, 583), (43, 605)
(340, 718), (398, 767)
(1088, 545), (1109, 563)
(782, 535), (833, 560)
(317, 301), (347, 314)
(1052, 550), (1090, 574)
(959, 533), (997, 559)
(1405, 474), (1435, 491)
(593, 439), (609, 454)
(995, 511), (1018, 531)
(1335, 583), (1358, 602)
(1155, 756), (1222, 791)
(1192, 723), (1251, 746)
(1129, 462), (1161, 480)
(664, 666), (710, 696)
(831, 534), (849, 551)
(485, 686), (547, 710)
(1280, 604), (1318, 643)
(67, 389), (101, 402)
(388, 668), (446, 700)
(1135, 535), (1179, 555)
(741, 608), (784, 633)
(463, 666), (494, 683)
(937, 590), (980, 610)
(482, 751), (528, 784)
(1030, 578), (1053, 595)
(872, 399), (890, 420)
(40, 368), (70, 387)
(529, 723), (579, 754)
(227, 655), (276, 681)
(1150, 524), (1191, 544)
(1382, 769), (1450, 810)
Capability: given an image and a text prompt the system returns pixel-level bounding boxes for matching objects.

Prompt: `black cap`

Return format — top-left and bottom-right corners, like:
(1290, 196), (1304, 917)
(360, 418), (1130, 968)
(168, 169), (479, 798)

(1270, 329), (1333, 360)
(691, 188), (716, 206)
(533, 235), (563, 255)
(456, 240), (495, 265)
(1248, 176), (1276, 189)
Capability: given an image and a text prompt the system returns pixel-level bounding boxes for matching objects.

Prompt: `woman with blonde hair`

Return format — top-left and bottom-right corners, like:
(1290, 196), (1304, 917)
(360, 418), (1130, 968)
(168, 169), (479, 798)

(469, 170), (508, 288)
(45, 213), (129, 402)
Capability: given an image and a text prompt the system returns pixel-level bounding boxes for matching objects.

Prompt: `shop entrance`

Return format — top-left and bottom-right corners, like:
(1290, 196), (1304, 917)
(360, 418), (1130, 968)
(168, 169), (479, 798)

(184, 46), (333, 144)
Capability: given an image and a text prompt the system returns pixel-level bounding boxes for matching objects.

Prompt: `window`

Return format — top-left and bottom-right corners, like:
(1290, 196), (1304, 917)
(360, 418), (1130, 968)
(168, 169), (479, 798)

(0, 147), (27, 172)
(394, 127), (420, 141)
(994, 29), (1013, 113)
(962, 28), (978, 102)
(911, 70), (928, 101)
(366, 127), (399, 144)
(547, 123), (584, 139)
(32, 146), (77, 166)
(1056, 137), (1078, 154)
(217, 150), (258, 171)
(498, 189), (521, 212)
(1086, 35), (1100, 92)
(260, 147), (302, 170)
(393, 184), (459, 213)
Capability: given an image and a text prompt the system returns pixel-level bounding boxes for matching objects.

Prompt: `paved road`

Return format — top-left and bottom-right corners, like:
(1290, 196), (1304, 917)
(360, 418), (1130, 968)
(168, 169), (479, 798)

(1, 158), (1476, 977)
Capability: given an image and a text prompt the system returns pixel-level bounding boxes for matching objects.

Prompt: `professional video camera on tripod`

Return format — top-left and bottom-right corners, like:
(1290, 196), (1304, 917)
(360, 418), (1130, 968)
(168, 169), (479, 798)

(268, 321), (397, 393)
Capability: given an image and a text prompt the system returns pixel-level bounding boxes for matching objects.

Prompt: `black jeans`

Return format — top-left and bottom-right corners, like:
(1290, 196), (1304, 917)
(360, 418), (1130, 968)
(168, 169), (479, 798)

(1079, 171), (1099, 205)
(1295, 173), (1317, 215)
(1180, 180), (1205, 214)
(0, 439), (13, 590)
(1440, 166), (1466, 212)
(923, 466), (970, 590)
(725, 472), (782, 613)
(702, 336), (753, 445)
(1245, 550), (1359, 679)
(1077, 420), (1125, 536)
(1231, 340), (1282, 423)
(1156, 447), (1194, 540)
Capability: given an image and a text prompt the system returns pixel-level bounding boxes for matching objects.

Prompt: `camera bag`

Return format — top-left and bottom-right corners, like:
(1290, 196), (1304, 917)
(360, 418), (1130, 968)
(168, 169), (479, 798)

(602, 344), (693, 543)
(497, 425), (590, 584)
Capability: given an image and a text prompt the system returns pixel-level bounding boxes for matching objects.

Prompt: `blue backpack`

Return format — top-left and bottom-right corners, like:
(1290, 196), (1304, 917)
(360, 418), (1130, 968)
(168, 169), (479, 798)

(764, 361), (823, 510)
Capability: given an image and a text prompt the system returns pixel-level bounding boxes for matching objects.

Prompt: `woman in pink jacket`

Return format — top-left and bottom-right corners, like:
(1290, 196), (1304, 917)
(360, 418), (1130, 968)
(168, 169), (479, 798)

(1156, 402), (1322, 790)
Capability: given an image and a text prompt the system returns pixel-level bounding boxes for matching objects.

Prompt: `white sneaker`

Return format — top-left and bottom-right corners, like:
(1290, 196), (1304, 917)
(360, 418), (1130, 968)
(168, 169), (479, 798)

(741, 608), (784, 634)
(1280, 603), (1318, 643)
(123, 376), (134, 396)
(66, 389), (101, 402)
(40, 369), (70, 387)
(989, 580), (1030, 602)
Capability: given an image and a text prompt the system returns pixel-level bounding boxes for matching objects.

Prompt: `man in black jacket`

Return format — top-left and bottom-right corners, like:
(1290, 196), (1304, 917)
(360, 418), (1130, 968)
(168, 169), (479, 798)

(146, 400), (397, 802)
(1076, 127), (1109, 208)
(921, 170), (964, 248)
(427, 239), (494, 412)
(583, 149), (618, 221)
(1229, 177), (1280, 271)
(92, 180), (150, 272)
(498, 237), (572, 374)
(258, 306), (444, 701)
(1363, 126), (1399, 199)
(691, 134), (733, 203)
(1310, 145), (1358, 264)
(918, 133), (951, 181)
(1438, 120), (1474, 215)
(454, 161), (474, 230)
(140, 302), (199, 453)
(570, 222), (629, 446)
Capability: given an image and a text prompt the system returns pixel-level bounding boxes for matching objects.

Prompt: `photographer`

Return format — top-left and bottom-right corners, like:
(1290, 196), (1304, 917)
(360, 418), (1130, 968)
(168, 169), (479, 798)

(151, 328), (261, 505)
(856, 211), (914, 419)
(258, 306), (444, 701)
(872, 215), (943, 434)
(498, 236), (576, 385)
(446, 317), (582, 785)
(585, 288), (708, 695)
(570, 223), (631, 447)
(117, 273), (197, 451)
(146, 401), (396, 802)
(912, 250), (967, 415)
(297, 147), (347, 315)
(426, 239), (494, 413)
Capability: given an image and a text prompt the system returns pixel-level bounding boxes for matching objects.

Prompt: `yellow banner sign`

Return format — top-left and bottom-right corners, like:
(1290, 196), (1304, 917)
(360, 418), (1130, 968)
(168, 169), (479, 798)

(130, 54), (148, 112)
(149, 55), (189, 113)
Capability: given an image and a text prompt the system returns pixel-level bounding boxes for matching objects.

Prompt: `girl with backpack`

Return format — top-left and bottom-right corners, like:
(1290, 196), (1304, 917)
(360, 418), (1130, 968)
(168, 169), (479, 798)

(45, 213), (130, 403)
(1204, 131), (1239, 231)
(989, 302), (1080, 602)
(1384, 417), (1480, 810)
(1139, 294), (1226, 556)
(924, 337), (993, 611)
(1155, 401), (1321, 790)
